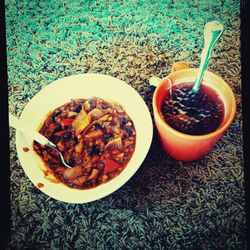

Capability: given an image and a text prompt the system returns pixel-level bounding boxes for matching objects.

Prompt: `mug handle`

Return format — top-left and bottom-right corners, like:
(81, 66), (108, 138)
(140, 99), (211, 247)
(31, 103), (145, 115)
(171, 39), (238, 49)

(149, 61), (189, 87)
(171, 61), (189, 73)
(148, 76), (162, 87)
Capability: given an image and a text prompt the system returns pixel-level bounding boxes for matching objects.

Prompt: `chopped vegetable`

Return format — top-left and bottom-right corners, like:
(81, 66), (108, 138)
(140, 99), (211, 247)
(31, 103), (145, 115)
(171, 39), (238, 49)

(104, 159), (121, 174)
(124, 140), (135, 148)
(72, 175), (88, 186)
(75, 140), (84, 153)
(105, 137), (122, 150)
(61, 118), (74, 128)
(85, 130), (103, 139)
(67, 111), (78, 117)
(87, 169), (99, 180)
(72, 108), (91, 135)
(45, 171), (59, 183)
(102, 175), (108, 182)
(56, 141), (64, 151)
(88, 108), (105, 120)
(63, 165), (83, 180)
(115, 153), (124, 163)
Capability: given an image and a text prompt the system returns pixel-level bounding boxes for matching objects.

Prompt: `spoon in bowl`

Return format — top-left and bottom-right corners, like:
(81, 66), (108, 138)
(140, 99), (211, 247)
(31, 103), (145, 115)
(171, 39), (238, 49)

(9, 113), (72, 168)
(192, 21), (224, 93)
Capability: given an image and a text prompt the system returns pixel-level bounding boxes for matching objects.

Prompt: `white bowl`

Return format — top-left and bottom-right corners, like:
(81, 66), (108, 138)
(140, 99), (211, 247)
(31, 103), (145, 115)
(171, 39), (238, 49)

(15, 73), (153, 203)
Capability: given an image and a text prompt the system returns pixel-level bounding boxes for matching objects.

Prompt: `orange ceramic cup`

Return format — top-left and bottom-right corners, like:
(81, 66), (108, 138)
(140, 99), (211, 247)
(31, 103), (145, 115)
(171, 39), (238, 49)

(152, 63), (236, 162)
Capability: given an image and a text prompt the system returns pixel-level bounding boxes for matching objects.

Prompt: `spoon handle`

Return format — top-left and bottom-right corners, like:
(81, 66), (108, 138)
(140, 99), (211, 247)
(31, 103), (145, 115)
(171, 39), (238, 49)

(9, 113), (49, 146)
(192, 21), (224, 93)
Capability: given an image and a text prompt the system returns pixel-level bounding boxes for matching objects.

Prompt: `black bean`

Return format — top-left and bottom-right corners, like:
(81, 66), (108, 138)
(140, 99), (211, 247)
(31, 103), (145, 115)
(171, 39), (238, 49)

(125, 126), (133, 137)
(52, 135), (60, 144)
(74, 105), (82, 113)
(120, 117), (129, 126)
(52, 110), (61, 122)
(62, 131), (72, 140)
(54, 125), (61, 132)
(90, 145), (100, 155)
(95, 124), (103, 130)
(102, 133), (112, 142)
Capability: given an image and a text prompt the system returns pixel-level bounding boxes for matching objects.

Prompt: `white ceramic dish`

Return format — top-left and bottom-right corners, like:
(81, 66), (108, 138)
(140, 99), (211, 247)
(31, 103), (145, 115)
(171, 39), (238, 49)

(15, 73), (153, 203)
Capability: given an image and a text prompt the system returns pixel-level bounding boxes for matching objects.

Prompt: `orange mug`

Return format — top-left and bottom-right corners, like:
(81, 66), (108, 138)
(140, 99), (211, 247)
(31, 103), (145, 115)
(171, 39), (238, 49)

(151, 62), (236, 162)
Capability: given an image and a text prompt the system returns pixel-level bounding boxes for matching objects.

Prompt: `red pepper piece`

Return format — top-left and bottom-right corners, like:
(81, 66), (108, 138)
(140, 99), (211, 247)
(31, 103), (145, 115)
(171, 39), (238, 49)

(104, 159), (121, 174)
(61, 118), (74, 128)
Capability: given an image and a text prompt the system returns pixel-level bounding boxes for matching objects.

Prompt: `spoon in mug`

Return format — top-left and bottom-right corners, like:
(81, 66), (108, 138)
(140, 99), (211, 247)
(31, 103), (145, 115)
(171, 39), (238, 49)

(9, 113), (72, 168)
(148, 22), (223, 132)
(192, 21), (224, 93)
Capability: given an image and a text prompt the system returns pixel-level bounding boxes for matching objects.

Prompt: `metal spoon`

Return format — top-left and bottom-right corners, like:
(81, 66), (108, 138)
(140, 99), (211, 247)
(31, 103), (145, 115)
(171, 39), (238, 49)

(9, 113), (72, 168)
(192, 21), (224, 93)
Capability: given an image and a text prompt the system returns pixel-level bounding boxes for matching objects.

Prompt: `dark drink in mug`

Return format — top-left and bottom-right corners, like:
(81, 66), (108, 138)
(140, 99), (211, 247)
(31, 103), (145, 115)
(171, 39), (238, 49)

(160, 82), (225, 135)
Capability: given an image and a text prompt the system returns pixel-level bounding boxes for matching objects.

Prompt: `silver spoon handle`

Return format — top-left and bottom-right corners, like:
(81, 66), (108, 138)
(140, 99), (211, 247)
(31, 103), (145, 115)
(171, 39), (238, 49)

(9, 113), (49, 146)
(192, 21), (223, 93)
(9, 113), (72, 168)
